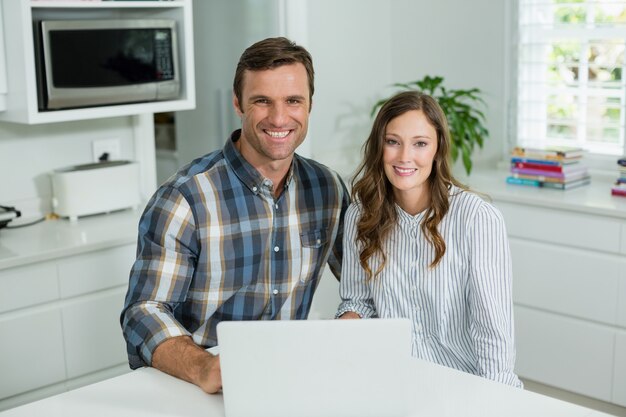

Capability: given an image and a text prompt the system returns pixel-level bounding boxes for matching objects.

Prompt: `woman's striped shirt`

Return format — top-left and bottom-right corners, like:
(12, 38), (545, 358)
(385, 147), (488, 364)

(337, 186), (522, 388)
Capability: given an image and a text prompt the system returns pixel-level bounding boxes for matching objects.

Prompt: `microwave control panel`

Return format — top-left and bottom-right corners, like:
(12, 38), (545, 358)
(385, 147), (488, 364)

(155, 29), (174, 80)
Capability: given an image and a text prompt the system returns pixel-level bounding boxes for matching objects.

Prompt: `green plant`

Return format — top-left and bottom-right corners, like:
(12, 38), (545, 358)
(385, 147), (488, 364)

(371, 75), (489, 175)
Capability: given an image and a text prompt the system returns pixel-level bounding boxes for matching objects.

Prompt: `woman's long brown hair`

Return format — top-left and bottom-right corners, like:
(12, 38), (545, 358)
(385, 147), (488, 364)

(352, 91), (466, 280)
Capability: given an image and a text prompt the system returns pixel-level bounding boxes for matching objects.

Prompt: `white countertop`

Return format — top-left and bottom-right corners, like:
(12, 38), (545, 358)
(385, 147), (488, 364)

(461, 168), (626, 219)
(0, 358), (614, 417)
(0, 208), (141, 271)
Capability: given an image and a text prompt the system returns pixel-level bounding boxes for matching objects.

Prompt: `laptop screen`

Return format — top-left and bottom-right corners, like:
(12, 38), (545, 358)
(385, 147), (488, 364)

(217, 318), (412, 417)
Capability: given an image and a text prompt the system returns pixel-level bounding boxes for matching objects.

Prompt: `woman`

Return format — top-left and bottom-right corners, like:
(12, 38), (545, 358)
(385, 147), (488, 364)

(337, 91), (522, 388)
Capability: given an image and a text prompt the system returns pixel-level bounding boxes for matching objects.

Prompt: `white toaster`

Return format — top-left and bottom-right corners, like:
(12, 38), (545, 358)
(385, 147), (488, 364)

(51, 161), (141, 221)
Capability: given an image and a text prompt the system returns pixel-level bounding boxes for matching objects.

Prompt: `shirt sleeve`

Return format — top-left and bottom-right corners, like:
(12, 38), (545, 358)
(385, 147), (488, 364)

(327, 173), (351, 281)
(120, 185), (199, 369)
(335, 204), (378, 319)
(467, 202), (523, 388)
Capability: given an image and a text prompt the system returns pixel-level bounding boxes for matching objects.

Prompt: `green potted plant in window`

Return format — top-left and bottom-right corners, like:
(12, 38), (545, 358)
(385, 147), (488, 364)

(372, 75), (489, 175)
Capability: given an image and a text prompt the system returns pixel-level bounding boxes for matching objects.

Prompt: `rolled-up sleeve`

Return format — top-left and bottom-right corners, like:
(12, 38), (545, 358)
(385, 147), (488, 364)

(336, 204), (378, 319)
(467, 203), (522, 388)
(121, 186), (198, 369)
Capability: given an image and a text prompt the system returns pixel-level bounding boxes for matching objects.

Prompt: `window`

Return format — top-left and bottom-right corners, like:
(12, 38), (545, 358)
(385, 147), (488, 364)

(517, 0), (626, 156)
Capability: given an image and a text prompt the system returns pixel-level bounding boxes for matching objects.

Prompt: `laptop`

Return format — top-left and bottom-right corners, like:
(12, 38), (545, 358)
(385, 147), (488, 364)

(217, 318), (412, 417)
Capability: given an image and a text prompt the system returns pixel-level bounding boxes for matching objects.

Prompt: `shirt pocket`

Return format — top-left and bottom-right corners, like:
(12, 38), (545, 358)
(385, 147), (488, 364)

(298, 229), (329, 283)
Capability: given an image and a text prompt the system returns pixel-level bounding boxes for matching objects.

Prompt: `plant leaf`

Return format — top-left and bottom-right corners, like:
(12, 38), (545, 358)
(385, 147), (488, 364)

(461, 142), (473, 175)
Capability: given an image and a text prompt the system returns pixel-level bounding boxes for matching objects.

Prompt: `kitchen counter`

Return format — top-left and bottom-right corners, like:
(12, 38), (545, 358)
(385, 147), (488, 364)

(0, 208), (141, 271)
(463, 168), (626, 219)
(0, 208), (141, 409)
(0, 357), (614, 417)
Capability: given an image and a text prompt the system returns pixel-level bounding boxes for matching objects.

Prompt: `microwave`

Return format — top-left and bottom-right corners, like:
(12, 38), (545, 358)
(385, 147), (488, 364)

(34, 19), (180, 110)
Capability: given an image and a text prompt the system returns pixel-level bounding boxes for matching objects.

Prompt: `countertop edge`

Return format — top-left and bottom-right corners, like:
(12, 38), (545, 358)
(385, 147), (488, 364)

(0, 236), (137, 271)
(0, 209), (141, 271)
(462, 168), (626, 219)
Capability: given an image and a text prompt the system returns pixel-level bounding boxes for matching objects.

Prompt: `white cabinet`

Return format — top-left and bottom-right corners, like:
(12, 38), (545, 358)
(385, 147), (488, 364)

(619, 273), (626, 328)
(62, 287), (129, 379)
(498, 202), (622, 254)
(492, 199), (626, 406)
(614, 331), (626, 407)
(510, 239), (621, 325)
(0, 243), (135, 411)
(514, 306), (615, 401)
(58, 245), (135, 298)
(0, 308), (66, 399)
(0, 0), (195, 124)
(0, 262), (59, 313)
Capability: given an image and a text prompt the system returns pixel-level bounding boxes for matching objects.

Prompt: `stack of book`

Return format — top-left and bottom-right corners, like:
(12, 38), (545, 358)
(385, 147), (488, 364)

(506, 146), (590, 190)
(611, 158), (626, 197)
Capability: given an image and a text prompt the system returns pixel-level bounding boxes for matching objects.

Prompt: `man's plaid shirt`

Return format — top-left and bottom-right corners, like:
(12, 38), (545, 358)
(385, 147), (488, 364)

(121, 130), (349, 368)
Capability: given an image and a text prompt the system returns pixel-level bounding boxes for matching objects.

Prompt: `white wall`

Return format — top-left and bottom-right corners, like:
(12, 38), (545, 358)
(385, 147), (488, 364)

(174, 0), (507, 180)
(0, 118), (136, 217)
(0, 1), (7, 107)
(304, 0), (507, 177)
(174, 0), (280, 168)
(389, 0), (507, 168)
(305, 0), (393, 179)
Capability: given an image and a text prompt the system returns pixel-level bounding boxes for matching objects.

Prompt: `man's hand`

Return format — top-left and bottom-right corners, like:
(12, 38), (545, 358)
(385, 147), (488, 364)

(152, 336), (222, 394)
(197, 353), (222, 394)
(338, 311), (361, 319)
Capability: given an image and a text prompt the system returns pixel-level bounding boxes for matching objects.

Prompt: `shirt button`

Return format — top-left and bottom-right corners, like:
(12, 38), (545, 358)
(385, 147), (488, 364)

(316, 239), (321, 245)
(275, 204), (279, 209)
(272, 289), (279, 295)
(415, 323), (422, 332)
(274, 246), (280, 252)
(252, 186), (258, 192)
(411, 285), (417, 292)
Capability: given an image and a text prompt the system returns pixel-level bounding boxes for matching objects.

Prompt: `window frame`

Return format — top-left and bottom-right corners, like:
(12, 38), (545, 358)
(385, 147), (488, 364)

(507, 0), (626, 174)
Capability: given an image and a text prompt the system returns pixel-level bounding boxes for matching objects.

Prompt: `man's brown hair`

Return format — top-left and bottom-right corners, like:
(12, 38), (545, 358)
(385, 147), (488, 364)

(233, 37), (314, 107)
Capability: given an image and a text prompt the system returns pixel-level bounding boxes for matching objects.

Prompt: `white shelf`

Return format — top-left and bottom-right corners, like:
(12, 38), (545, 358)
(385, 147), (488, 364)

(21, 100), (193, 124)
(0, 0), (195, 124)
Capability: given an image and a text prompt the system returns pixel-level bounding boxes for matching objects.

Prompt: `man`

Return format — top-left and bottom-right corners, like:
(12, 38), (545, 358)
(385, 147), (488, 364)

(121, 37), (349, 394)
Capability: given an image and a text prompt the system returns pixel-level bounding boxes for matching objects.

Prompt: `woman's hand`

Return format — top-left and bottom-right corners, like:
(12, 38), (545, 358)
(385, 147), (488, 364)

(338, 311), (361, 319)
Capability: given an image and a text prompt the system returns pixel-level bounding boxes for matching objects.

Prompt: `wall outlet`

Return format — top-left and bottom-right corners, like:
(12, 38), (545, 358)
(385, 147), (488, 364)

(92, 138), (121, 162)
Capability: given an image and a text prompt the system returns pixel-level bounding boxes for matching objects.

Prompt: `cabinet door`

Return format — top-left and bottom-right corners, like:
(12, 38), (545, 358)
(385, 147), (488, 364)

(614, 331), (626, 407)
(618, 273), (626, 328)
(62, 287), (128, 379)
(510, 239), (621, 326)
(58, 244), (135, 298)
(0, 262), (59, 313)
(514, 306), (614, 402)
(0, 309), (65, 399)
(496, 202), (622, 253)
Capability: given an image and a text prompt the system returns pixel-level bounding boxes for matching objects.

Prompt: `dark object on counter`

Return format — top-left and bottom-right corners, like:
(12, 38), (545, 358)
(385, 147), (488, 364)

(0, 205), (21, 229)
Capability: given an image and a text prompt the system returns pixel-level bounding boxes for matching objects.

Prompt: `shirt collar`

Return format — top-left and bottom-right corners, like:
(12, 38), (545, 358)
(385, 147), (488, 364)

(223, 129), (296, 195)
(396, 204), (426, 228)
